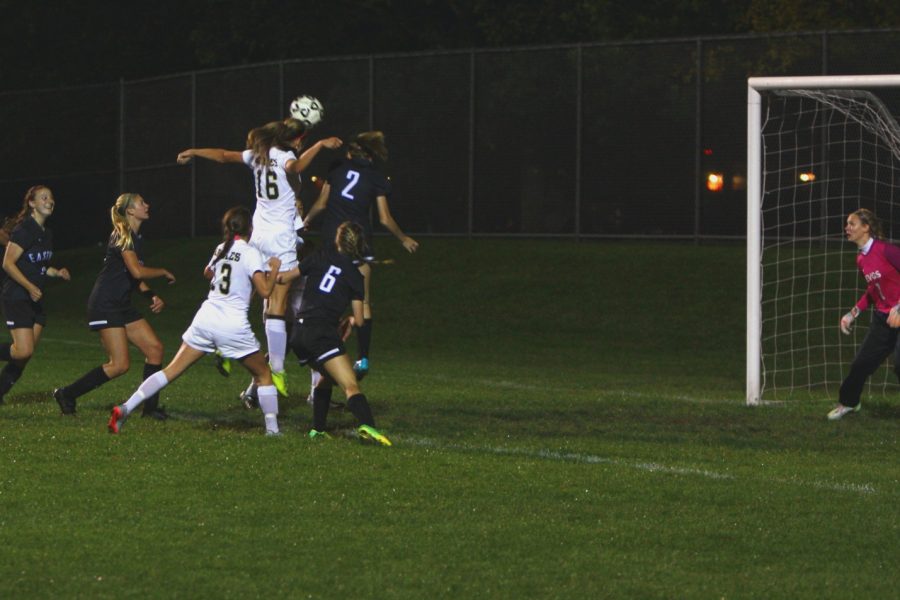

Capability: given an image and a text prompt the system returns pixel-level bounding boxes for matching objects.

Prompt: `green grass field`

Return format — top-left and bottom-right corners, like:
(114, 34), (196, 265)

(0, 237), (897, 598)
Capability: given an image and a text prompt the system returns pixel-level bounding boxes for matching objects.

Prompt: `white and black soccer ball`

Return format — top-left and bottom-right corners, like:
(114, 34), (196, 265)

(289, 95), (324, 128)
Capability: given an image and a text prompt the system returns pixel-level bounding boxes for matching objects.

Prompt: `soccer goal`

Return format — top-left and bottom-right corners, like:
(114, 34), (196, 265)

(747, 75), (900, 406)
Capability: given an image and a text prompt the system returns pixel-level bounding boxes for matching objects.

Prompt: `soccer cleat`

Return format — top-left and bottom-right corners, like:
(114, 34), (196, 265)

(214, 351), (232, 377)
(141, 405), (169, 420)
(108, 405), (127, 433)
(308, 429), (332, 440)
(265, 430), (283, 437)
(240, 389), (259, 410)
(357, 424), (392, 447)
(271, 369), (288, 397)
(827, 403), (861, 421)
(53, 388), (76, 415)
(353, 358), (369, 381)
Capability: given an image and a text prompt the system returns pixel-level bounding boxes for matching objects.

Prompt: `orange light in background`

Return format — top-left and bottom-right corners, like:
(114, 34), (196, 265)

(799, 172), (816, 182)
(706, 172), (724, 192)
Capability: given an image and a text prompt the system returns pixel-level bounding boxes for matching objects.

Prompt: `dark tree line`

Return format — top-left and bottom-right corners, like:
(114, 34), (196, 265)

(2, 0), (899, 91)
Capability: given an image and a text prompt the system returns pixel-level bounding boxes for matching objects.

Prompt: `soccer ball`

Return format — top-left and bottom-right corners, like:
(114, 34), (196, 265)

(289, 95), (324, 128)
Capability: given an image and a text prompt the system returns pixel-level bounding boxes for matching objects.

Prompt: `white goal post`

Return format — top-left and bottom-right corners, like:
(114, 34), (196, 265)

(747, 74), (900, 406)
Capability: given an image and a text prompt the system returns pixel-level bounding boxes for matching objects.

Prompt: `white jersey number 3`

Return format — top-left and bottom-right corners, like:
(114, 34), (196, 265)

(319, 265), (342, 292)
(341, 170), (360, 200)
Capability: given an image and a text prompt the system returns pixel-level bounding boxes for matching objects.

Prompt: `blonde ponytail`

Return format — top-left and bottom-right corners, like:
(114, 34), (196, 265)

(111, 193), (139, 250)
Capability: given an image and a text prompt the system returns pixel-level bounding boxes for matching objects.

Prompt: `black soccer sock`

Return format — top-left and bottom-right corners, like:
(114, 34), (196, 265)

(347, 393), (375, 427)
(0, 362), (24, 399)
(312, 386), (333, 432)
(356, 318), (373, 360)
(0, 343), (12, 362)
(63, 365), (111, 400)
(141, 363), (163, 414)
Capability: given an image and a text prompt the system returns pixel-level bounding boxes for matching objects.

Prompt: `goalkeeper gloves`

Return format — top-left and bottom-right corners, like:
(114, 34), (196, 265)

(840, 306), (861, 335)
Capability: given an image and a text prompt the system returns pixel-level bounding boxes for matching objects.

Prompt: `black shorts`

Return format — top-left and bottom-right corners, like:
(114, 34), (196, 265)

(2, 299), (46, 329)
(87, 306), (143, 331)
(289, 319), (346, 371)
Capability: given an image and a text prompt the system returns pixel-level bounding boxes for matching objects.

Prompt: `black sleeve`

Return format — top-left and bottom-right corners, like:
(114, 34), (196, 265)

(9, 225), (34, 250)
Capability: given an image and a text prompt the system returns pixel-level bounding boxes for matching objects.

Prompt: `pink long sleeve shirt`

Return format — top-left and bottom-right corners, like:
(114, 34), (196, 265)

(855, 238), (900, 314)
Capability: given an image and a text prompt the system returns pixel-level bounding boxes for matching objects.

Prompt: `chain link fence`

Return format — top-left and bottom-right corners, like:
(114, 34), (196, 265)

(2, 29), (900, 249)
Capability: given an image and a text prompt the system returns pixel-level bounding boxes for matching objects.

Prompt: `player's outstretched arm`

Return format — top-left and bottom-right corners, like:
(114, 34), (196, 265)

(375, 195), (418, 253)
(122, 250), (175, 284)
(288, 137), (343, 174)
(177, 148), (244, 165)
(303, 183), (330, 228)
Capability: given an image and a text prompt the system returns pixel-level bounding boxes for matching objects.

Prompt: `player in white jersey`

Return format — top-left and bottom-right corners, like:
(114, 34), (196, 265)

(108, 206), (290, 436)
(177, 118), (341, 397)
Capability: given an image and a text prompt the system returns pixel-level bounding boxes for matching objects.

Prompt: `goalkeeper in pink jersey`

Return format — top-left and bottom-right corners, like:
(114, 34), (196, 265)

(831, 209), (900, 420)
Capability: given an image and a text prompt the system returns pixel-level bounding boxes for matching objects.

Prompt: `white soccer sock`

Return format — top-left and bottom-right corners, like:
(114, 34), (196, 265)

(265, 319), (287, 373)
(123, 371), (169, 415)
(310, 370), (321, 392)
(257, 384), (279, 433)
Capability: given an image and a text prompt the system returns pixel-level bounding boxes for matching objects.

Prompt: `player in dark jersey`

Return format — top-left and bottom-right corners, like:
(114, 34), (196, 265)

(303, 131), (418, 380)
(287, 221), (391, 445)
(0, 185), (71, 405)
(53, 193), (175, 416)
(832, 209), (900, 420)
(0, 222), (10, 287)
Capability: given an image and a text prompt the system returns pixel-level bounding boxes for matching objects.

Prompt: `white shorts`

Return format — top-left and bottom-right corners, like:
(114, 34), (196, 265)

(181, 304), (261, 359)
(250, 226), (298, 271)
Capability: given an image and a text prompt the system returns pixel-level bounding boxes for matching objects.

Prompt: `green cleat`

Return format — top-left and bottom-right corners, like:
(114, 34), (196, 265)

(270, 368), (288, 397)
(308, 429), (332, 440)
(215, 351), (232, 377)
(357, 424), (392, 447)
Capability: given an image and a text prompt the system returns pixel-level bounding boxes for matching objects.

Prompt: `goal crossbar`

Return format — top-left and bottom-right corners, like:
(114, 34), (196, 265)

(747, 74), (900, 406)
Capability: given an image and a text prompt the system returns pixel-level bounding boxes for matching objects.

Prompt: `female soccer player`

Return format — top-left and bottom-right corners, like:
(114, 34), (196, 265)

(288, 221), (391, 445)
(53, 193), (174, 416)
(831, 208), (900, 420)
(176, 118), (341, 396)
(108, 206), (284, 435)
(303, 131), (418, 380)
(0, 185), (70, 404)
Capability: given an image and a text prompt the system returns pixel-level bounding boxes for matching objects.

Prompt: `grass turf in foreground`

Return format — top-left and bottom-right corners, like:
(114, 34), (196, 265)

(0, 238), (896, 598)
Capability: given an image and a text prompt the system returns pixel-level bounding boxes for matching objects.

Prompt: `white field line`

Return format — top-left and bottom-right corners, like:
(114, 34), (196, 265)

(40, 348), (739, 404)
(37, 339), (873, 494)
(424, 373), (740, 404)
(401, 436), (877, 496)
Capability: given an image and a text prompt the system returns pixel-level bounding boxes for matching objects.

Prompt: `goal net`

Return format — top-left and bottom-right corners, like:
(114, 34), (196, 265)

(747, 75), (900, 405)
